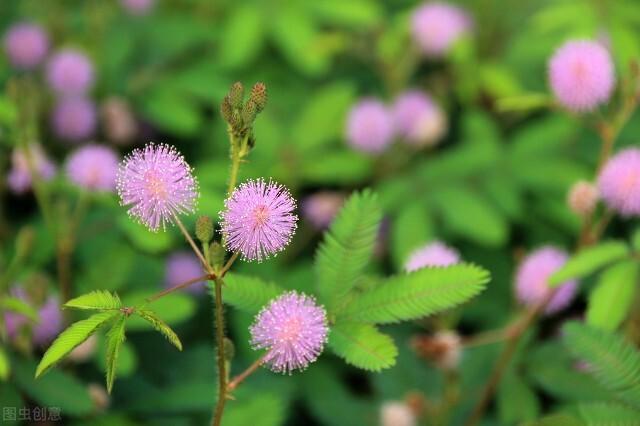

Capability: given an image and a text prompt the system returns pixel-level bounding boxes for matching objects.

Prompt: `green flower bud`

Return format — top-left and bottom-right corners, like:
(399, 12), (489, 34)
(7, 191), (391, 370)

(209, 241), (226, 270)
(220, 95), (233, 124)
(241, 100), (258, 125)
(229, 82), (244, 109)
(222, 337), (235, 362)
(250, 82), (267, 112)
(195, 216), (214, 244)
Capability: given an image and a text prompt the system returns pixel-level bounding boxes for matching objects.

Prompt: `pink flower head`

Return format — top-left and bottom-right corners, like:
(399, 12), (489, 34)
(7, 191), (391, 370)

(411, 2), (472, 57)
(405, 241), (461, 272)
(3, 22), (49, 69)
(117, 143), (198, 232)
(4, 287), (62, 347)
(164, 251), (206, 294)
(220, 179), (298, 261)
(46, 49), (94, 96)
(567, 180), (599, 216)
(7, 144), (56, 194)
(66, 144), (119, 191)
(598, 148), (640, 217)
(52, 97), (97, 142)
(302, 191), (344, 229)
(393, 91), (447, 146)
(548, 40), (615, 112)
(121, 0), (155, 16)
(250, 291), (329, 373)
(346, 98), (395, 154)
(515, 246), (578, 315)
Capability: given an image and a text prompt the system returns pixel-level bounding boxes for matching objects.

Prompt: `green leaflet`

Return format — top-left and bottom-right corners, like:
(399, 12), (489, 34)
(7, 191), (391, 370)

(315, 190), (382, 311)
(105, 315), (126, 393)
(0, 296), (38, 320)
(339, 264), (490, 324)
(64, 290), (122, 311)
(577, 402), (640, 425)
(586, 261), (639, 331)
(135, 309), (183, 351)
(221, 273), (284, 314)
(550, 241), (629, 286)
(36, 311), (119, 378)
(563, 321), (640, 408)
(498, 370), (540, 423)
(0, 345), (9, 380)
(328, 322), (397, 371)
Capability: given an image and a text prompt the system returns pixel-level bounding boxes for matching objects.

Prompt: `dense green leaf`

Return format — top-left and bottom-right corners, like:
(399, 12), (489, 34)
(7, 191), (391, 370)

(498, 370), (540, 423)
(586, 261), (638, 331)
(221, 273), (284, 314)
(328, 322), (397, 371)
(135, 309), (183, 351)
(550, 241), (630, 286)
(390, 204), (434, 270)
(526, 413), (585, 426)
(577, 402), (640, 425)
(315, 190), (382, 310)
(339, 264), (489, 324)
(309, 0), (381, 29)
(218, 5), (264, 69)
(36, 311), (119, 377)
(563, 321), (640, 408)
(223, 391), (287, 426)
(65, 290), (122, 311)
(0, 346), (9, 380)
(105, 315), (127, 393)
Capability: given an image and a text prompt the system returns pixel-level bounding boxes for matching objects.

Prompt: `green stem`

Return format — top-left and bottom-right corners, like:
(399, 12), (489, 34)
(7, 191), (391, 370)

(174, 216), (213, 274)
(212, 276), (227, 426)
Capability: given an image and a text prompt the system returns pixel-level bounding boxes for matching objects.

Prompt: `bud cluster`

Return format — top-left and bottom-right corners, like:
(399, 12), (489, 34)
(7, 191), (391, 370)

(220, 81), (268, 142)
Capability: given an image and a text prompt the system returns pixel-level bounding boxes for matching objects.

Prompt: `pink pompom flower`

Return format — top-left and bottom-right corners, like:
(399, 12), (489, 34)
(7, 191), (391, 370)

(515, 246), (578, 315)
(52, 97), (97, 142)
(405, 241), (461, 272)
(393, 91), (447, 147)
(346, 98), (395, 154)
(597, 148), (640, 217)
(250, 291), (329, 373)
(164, 251), (206, 294)
(3, 22), (49, 69)
(411, 2), (472, 57)
(46, 49), (94, 96)
(66, 144), (119, 191)
(302, 191), (344, 230)
(117, 143), (198, 232)
(7, 144), (56, 194)
(220, 179), (298, 261)
(548, 40), (615, 112)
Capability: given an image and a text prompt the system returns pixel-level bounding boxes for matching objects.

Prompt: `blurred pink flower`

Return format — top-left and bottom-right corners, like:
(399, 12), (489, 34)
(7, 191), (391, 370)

(7, 144), (56, 194)
(567, 180), (599, 216)
(598, 148), (640, 217)
(515, 246), (578, 315)
(393, 91), (447, 147)
(411, 2), (472, 57)
(346, 98), (395, 154)
(52, 97), (97, 142)
(250, 291), (328, 373)
(164, 251), (206, 294)
(220, 179), (298, 261)
(121, 0), (155, 16)
(548, 40), (615, 112)
(46, 49), (94, 96)
(117, 143), (198, 231)
(302, 191), (344, 229)
(3, 22), (48, 69)
(66, 144), (119, 191)
(4, 287), (63, 347)
(405, 241), (461, 272)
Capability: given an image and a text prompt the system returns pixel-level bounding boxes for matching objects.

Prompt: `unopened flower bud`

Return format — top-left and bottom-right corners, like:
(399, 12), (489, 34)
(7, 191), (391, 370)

(241, 100), (258, 125)
(411, 331), (462, 370)
(229, 82), (244, 109)
(195, 216), (214, 244)
(567, 180), (599, 216)
(220, 95), (233, 124)
(380, 401), (416, 426)
(209, 241), (225, 270)
(250, 82), (267, 112)
(222, 337), (235, 361)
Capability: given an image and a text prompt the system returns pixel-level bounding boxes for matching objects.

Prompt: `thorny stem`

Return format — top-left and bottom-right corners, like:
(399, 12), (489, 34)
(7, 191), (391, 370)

(212, 276), (227, 426)
(227, 354), (267, 392)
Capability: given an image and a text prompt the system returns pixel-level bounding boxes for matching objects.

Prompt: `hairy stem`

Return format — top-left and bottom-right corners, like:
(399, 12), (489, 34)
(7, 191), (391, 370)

(212, 276), (227, 426)
(146, 274), (214, 303)
(227, 354), (267, 392)
(220, 252), (239, 276)
(174, 216), (212, 273)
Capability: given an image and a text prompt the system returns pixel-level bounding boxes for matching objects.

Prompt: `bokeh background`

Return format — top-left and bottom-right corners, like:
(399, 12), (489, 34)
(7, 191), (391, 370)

(1, 0), (640, 425)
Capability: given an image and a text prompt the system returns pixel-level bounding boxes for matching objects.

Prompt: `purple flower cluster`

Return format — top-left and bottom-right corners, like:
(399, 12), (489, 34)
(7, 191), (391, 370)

(117, 143), (199, 231)
(405, 241), (461, 272)
(515, 246), (578, 315)
(3, 22), (49, 69)
(346, 98), (395, 154)
(393, 91), (447, 147)
(164, 251), (206, 294)
(598, 148), (640, 217)
(411, 2), (472, 57)
(66, 144), (119, 191)
(7, 144), (56, 194)
(4, 287), (63, 347)
(220, 179), (298, 261)
(52, 97), (97, 142)
(548, 40), (615, 112)
(250, 291), (329, 373)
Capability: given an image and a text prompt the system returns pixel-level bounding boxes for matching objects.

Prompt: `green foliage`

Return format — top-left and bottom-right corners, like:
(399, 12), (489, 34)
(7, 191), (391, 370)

(0, 346), (9, 380)
(339, 264), (489, 324)
(64, 290), (122, 311)
(105, 315), (127, 393)
(125, 292), (196, 330)
(390, 204), (434, 269)
(550, 241), (630, 286)
(0, 296), (37, 320)
(221, 273), (284, 314)
(586, 261), (638, 331)
(577, 402), (640, 425)
(135, 309), (183, 351)
(498, 370), (540, 423)
(315, 190), (382, 311)
(328, 322), (398, 371)
(36, 311), (119, 378)
(563, 322), (640, 408)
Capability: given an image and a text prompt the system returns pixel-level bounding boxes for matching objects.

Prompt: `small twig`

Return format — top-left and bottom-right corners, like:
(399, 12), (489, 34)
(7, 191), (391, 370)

(227, 354), (267, 392)
(174, 215), (213, 274)
(146, 273), (215, 303)
(220, 252), (239, 277)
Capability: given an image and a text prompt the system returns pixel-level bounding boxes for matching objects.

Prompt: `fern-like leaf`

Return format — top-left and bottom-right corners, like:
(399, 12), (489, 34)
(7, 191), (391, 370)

(135, 309), (183, 351)
(221, 273), (284, 314)
(315, 190), (382, 311)
(64, 290), (122, 311)
(36, 311), (118, 377)
(105, 315), (126, 393)
(577, 402), (640, 425)
(550, 241), (629, 286)
(328, 322), (397, 371)
(339, 264), (489, 324)
(563, 321), (640, 408)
